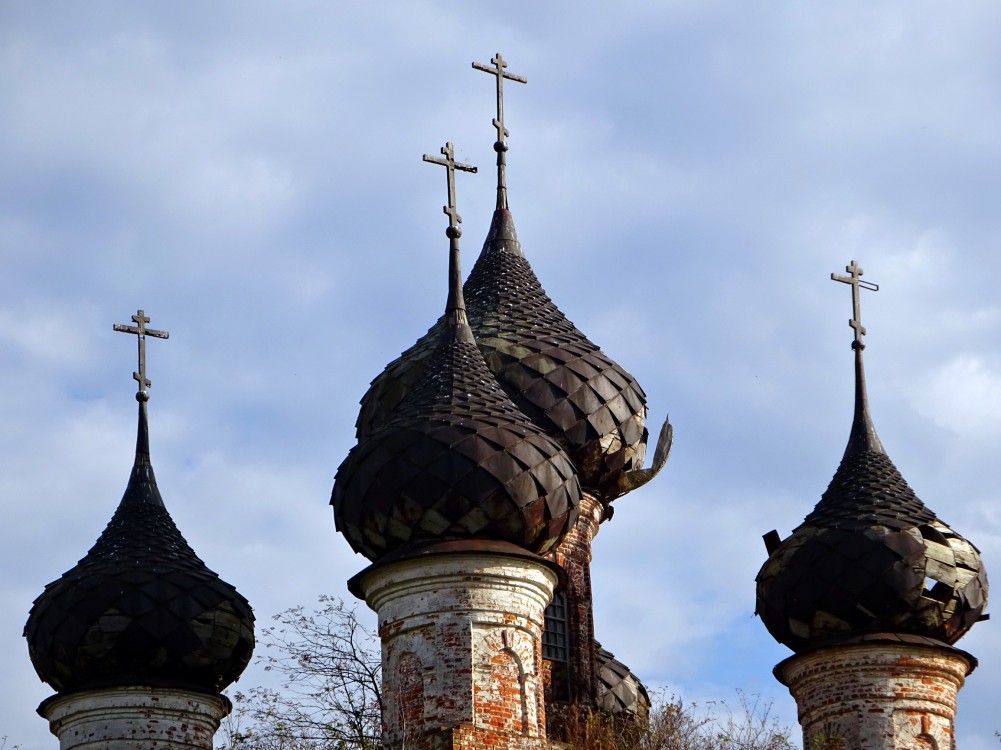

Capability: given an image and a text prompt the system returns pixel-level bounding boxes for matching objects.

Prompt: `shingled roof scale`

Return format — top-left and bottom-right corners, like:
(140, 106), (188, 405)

(595, 642), (650, 721)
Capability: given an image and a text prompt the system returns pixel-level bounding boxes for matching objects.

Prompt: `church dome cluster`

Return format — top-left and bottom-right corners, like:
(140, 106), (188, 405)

(756, 262), (988, 653)
(332, 196), (581, 559)
(355, 207), (650, 500)
(335, 55), (663, 564)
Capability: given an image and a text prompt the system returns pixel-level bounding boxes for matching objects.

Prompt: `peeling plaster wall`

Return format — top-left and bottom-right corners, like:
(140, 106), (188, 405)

(357, 552), (557, 750)
(779, 642), (971, 749)
(39, 686), (229, 750)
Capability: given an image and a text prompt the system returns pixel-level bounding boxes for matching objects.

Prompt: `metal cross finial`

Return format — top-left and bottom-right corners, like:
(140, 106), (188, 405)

(473, 53), (526, 209)
(114, 309), (169, 401)
(422, 142), (477, 239)
(472, 52), (527, 148)
(831, 260), (879, 349)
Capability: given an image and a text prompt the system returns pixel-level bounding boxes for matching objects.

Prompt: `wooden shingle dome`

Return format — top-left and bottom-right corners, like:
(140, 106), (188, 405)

(25, 352), (254, 693)
(756, 263), (987, 652)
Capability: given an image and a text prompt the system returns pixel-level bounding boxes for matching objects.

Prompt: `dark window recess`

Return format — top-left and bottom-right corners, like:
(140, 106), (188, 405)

(542, 591), (568, 662)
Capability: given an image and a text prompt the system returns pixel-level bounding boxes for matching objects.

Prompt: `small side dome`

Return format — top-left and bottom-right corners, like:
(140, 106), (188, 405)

(756, 262), (987, 652)
(756, 449), (987, 651)
(595, 642), (650, 722)
(333, 143), (580, 562)
(25, 402), (254, 693)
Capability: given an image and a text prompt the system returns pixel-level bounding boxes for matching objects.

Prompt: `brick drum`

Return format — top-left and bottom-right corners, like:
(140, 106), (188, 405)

(39, 685), (230, 750)
(355, 550), (558, 750)
(778, 641), (973, 749)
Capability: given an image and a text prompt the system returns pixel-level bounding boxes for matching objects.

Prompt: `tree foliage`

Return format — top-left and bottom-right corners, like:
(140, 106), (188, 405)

(218, 597), (793, 750)
(218, 596), (381, 750)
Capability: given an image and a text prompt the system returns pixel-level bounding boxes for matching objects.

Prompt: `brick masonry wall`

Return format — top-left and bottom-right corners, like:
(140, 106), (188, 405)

(38, 685), (229, 750)
(778, 641), (973, 749)
(356, 552), (558, 750)
(545, 492), (604, 713)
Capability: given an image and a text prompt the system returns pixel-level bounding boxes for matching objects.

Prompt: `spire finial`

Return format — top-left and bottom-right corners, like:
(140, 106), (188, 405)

(831, 260), (879, 350)
(473, 52), (526, 210)
(422, 142), (477, 241)
(114, 309), (169, 402)
(831, 261), (884, 456)
(423, 144), (477, 337)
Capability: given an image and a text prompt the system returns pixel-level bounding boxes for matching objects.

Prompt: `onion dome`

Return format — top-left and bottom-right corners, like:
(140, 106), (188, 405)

(355, 54), (665, 500)
(333, 143), (580, 562)
(595, 642), (650, 721)
(756, 262), (987, 653)
(24, 312), (254, 694)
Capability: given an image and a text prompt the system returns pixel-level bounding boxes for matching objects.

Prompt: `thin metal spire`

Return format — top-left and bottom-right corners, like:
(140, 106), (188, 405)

(422, 143), (477, 339)
(473, 52), (526, 210)
(831, 261), (884, 456)
(114, 309), (169, 462)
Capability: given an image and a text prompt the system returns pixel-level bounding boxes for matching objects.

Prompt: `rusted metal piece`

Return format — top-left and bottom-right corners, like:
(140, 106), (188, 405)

(24, 317), (253, 693)
(472, 52), (526, 210)
(113, 309), (169, 400)
(333, 149), (580, 562)
(610, 414), (672, 499)
(755, 264), (988, 653)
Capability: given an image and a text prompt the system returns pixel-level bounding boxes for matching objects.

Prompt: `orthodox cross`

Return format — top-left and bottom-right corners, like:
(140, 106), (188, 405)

(422, 142), (477, 238)
(114, 309), (169, 397)
(472, 52), (527, 149)
(831, 260), (879, 348)
(473, 53), (526, 208)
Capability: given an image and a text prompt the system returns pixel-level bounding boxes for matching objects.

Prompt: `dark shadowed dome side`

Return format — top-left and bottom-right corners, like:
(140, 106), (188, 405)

(25, 405), (255, 693)
(334, 327), (580, 561)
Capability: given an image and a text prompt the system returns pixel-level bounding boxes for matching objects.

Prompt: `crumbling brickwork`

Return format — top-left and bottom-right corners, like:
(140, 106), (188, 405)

(545, 493), (604, 724)
(356, 551), (557, 750)
(778, 640), (972, 749)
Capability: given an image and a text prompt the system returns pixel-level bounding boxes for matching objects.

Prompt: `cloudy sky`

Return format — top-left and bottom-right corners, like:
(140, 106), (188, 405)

(3, 2), (1001, 747)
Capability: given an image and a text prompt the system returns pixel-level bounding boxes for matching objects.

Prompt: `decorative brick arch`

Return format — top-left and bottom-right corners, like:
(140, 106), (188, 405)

(395, 651), (424, 736)
(475, 646), (529, 735)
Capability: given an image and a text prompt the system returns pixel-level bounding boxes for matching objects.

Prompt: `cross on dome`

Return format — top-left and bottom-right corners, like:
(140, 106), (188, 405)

(113, 309), (169, 400)
(422, 142), (477, 240)
(831, 260), (879, 349)
(472, 52), (527, 148)
(473, 52), (526, 210)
